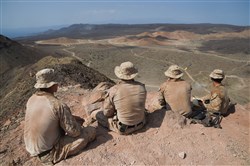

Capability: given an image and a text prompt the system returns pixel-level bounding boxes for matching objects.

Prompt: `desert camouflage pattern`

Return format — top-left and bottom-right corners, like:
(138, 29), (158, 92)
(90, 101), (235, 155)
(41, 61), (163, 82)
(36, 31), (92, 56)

(38, 126), (96, 164)
(24, 91), (96, 164)
(202, 84), (230, 114)
(94, 113), (146, 135)
(158, 79), (192, 116)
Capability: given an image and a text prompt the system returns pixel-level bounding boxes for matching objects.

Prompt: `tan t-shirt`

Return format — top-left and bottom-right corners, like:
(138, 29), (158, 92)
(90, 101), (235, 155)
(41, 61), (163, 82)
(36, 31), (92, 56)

(158, 79), (192, 115)
(103, 80), (146, 126)
(24, 91), (81, 156)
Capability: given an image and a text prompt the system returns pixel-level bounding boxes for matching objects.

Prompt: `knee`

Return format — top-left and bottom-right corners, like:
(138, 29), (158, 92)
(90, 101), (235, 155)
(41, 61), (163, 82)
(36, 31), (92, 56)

(81, 126), (96, 143)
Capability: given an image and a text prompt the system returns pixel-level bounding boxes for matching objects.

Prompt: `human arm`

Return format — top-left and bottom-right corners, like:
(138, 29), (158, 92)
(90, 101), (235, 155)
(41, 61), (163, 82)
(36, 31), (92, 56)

(206, 93), (222, 113)
(158, 87), (166, 107)
(201, 93), (211, 103)
(58, 103), (81, 137)
(103, 87), (116, 117)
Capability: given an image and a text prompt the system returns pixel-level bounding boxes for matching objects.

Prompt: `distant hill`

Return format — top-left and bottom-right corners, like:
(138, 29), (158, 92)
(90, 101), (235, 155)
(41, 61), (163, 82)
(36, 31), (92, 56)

(16, 23), (249, 41)
(0, 35), (113, 126)
(0, 35), (43, 74)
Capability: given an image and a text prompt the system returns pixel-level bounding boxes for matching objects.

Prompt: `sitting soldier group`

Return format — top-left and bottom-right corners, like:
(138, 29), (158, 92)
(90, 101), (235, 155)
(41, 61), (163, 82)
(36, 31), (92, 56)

(158, 65), (230, 128)
(24, 62), (231, 165)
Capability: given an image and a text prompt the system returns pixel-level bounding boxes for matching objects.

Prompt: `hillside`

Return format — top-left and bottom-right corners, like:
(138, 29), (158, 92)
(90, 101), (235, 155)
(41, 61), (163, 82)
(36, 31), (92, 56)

(16, 23), (248, 41)
(0, 36), (114, 126)
(0, 35), (43, 74)
(1, 87), (249, 165)
(0, 23), (249, 165)
(31, 24), (249, 104)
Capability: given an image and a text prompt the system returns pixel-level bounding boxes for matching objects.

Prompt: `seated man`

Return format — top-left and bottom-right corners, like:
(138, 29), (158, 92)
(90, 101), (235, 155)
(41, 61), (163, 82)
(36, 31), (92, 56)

(158, 65), (198, 118)
(200, 69), (230, 115)
(24, 68), (96, 165)
(90, 61), (147, 135)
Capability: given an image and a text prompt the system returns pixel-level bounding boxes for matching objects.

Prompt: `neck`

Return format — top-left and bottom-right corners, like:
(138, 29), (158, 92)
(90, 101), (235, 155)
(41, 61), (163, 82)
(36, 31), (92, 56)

(121, 79), (134, 82)
(213, 81), (221, 87)
(40, 88), (55, 94)
(168, 78), (180, 82)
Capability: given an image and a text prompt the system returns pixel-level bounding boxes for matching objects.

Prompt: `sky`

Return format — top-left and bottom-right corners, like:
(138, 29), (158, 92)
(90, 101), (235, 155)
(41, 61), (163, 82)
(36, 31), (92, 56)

(1, 0), (249, 37)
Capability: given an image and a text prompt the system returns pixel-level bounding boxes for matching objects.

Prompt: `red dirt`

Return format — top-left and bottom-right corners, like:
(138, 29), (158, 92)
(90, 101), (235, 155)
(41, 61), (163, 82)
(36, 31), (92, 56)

(0, 87), (249, 166)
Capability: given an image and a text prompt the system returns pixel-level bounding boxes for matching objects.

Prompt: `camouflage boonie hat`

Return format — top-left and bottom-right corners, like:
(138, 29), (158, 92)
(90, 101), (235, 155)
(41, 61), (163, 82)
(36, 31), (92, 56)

(209, 69), (224, 79)
(164, 65), (183, 79)
(34, 68), (58, 89)
(114, 61), (138, 80)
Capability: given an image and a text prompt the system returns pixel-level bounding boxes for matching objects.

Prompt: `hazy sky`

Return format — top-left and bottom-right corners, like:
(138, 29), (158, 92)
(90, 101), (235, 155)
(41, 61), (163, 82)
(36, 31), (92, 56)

(1, 0), (249, 36)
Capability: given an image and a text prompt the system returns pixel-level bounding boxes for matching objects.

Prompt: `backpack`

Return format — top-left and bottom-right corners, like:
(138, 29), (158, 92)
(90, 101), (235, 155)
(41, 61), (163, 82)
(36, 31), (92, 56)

(201, 112), (222, 129)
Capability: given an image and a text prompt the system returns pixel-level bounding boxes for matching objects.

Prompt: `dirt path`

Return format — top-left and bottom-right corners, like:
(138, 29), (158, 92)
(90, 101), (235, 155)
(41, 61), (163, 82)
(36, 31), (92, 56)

(43, 40), (247, 99)
(134, 44), (250, 63)
(192, 50), (250, 63)
(62, 47), (81, 61)
(130, 49), (209, 92)
(63, 45), (209, 93)
(226, 75), (248, 90)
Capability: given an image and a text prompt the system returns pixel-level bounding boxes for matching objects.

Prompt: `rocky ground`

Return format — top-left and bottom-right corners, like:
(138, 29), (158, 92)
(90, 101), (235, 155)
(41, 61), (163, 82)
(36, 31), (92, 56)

(0, 85), (249, 166)
(1, 27), (249, 166)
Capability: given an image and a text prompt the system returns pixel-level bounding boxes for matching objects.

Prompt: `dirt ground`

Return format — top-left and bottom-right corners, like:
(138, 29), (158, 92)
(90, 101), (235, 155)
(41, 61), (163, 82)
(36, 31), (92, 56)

(0, 86), (249, 166)
(1, 28), (249, 165)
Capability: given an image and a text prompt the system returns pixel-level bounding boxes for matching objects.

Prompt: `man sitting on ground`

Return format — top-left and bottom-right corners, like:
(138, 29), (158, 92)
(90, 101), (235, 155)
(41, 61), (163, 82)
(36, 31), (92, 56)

(200, 69), (230, 115)
(24, 68), (96, 165)
(158, 65), (198, 118)
(89, 61), (147, 135)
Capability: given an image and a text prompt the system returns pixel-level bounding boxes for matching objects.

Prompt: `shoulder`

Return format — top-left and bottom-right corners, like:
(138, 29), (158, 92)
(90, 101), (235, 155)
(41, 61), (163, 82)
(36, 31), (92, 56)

(211, 86), (222, 99)
(45, 94), (62, 107)
(212, 85), (225, 94)
(133, 80), (146, 87)
(183, 80), (192, 89)
(179, 79), (191, 85)
(159, 81), (170, 92)
(160, 81), (168, 88)
(108, 84), (119, 97)
(43, 94), (69, 114)
(217, 85), (227, 97)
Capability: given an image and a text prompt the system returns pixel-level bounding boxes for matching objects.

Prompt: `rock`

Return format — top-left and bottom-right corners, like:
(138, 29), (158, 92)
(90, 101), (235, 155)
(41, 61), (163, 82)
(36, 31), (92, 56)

(130, 160), (136, 165)
(0, 149), (7, 154)
(178, 152), (186, 159)
(3, 119), (11, 126)
(8, 123), (19, 130)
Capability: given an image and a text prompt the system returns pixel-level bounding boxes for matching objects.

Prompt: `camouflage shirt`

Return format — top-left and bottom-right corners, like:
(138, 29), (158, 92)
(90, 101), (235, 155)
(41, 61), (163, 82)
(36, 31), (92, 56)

(202, 84), (230, 114)
(24, 91), (81, 156)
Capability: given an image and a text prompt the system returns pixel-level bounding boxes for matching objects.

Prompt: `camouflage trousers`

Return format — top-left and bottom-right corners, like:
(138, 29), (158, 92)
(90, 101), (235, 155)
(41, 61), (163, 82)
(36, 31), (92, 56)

(91, 110), (145, 135)
(38, 126), (96, 165)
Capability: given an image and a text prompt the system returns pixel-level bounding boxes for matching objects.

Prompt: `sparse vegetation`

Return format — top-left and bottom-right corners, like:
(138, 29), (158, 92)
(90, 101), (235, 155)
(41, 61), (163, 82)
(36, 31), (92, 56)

(199, 38), (250, 55)
(1, 24), (250, 165)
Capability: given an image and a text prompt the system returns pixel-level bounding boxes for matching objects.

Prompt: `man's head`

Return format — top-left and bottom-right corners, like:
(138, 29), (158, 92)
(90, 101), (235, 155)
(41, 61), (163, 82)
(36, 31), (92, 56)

(209, 69), (224, 83)
(114, 61), (138, 80)
(164, 65), (183, 80)
(34, 68), (58, 92)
